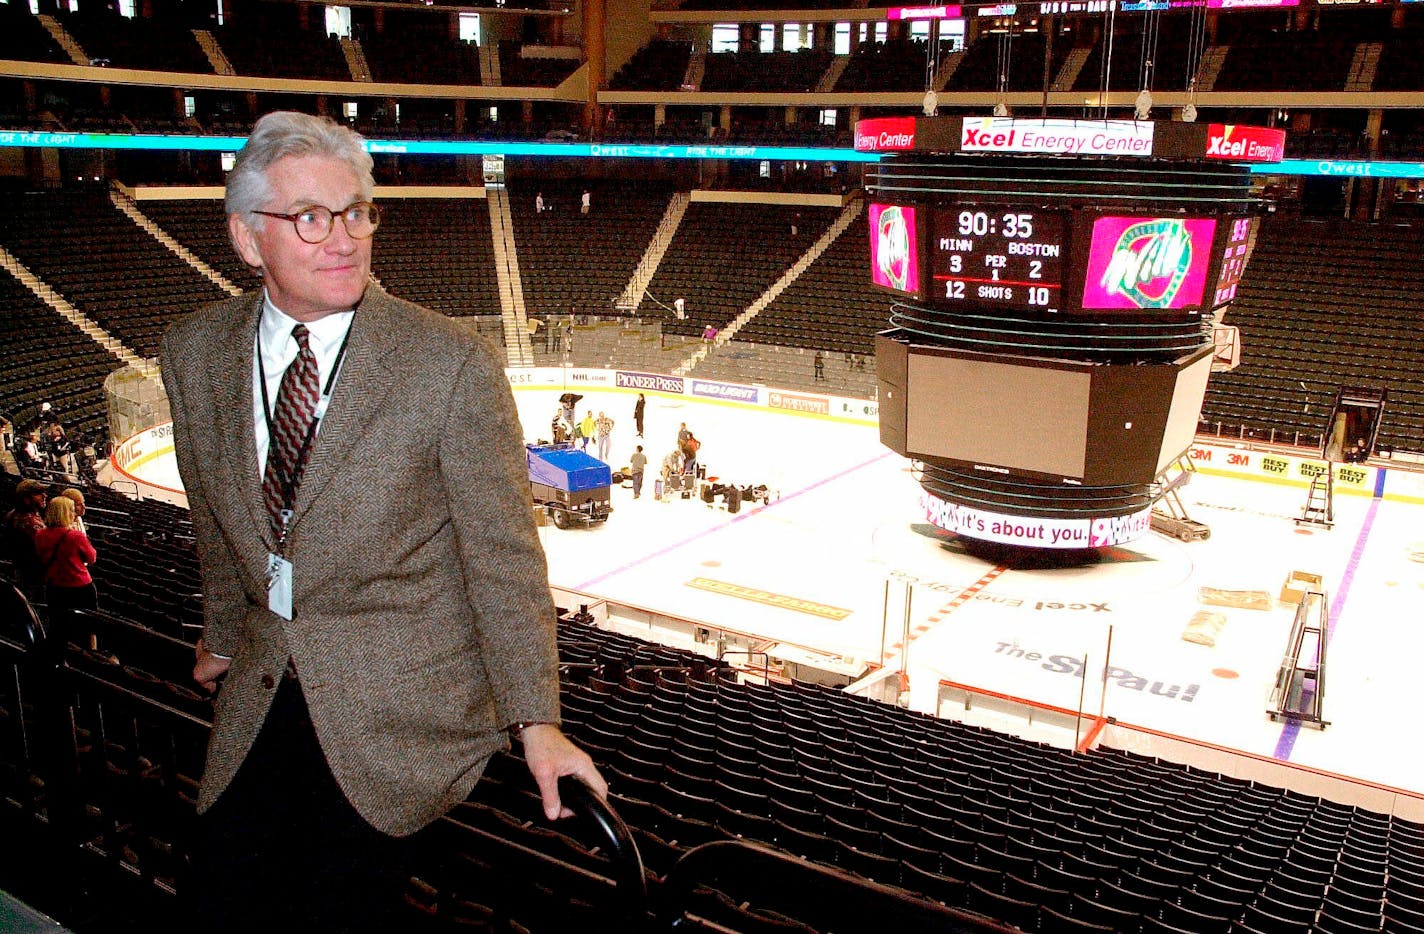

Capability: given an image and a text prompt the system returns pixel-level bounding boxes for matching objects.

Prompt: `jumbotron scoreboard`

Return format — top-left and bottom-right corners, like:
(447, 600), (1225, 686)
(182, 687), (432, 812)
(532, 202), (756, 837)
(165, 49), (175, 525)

(862, 116), (1283, 550)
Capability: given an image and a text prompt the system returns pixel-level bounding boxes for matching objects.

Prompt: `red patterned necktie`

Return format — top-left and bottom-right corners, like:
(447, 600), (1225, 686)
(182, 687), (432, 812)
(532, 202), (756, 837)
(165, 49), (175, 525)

(263, 324), (320, 535)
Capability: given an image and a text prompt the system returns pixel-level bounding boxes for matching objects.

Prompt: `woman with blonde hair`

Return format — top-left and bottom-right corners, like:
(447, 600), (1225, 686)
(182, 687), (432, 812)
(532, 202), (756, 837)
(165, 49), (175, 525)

(34, 495), (98, 631)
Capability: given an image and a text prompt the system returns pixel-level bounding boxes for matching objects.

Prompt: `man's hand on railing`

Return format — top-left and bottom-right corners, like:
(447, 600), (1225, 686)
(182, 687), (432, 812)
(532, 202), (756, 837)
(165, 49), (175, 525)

(520, 723), (608, 821)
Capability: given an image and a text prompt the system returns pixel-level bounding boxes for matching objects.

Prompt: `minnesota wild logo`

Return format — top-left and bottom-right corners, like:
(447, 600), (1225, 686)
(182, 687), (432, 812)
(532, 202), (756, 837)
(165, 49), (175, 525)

(1099, 219), (1194, 309)
(876, 205), (913, 292)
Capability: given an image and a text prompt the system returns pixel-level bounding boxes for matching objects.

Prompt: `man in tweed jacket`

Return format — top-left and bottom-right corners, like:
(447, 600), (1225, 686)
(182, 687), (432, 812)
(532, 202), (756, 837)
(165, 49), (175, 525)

(161, 112), (604, 932)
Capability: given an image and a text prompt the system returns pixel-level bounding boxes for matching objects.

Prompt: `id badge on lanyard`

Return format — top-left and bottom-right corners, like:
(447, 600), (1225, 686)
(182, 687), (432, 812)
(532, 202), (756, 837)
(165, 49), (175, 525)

(258, 322), (352, 622)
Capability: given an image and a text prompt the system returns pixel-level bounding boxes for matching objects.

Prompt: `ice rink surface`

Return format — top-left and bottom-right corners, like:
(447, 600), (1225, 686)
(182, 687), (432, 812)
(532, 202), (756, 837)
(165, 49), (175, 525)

(513, 385), (1424, 798)
(118, 381), (1424, 798)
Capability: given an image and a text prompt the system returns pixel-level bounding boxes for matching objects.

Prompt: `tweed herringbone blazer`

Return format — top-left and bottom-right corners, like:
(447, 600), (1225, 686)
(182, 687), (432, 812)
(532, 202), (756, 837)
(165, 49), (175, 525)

(160, 286), (560, 837)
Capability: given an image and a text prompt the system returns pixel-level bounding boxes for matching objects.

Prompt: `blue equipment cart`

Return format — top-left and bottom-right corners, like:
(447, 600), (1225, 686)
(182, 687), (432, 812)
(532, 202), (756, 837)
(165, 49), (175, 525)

(526, 443), (613, 529)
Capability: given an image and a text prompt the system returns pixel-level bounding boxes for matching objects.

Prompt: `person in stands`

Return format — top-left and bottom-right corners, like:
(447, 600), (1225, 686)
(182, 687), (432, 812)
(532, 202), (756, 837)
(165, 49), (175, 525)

(4, 479), (48, 598)
(34, 495), (97, 637)
(59, 488), (88, 534)
(160, 111), (604, 933)
(5, 478), (47, 540)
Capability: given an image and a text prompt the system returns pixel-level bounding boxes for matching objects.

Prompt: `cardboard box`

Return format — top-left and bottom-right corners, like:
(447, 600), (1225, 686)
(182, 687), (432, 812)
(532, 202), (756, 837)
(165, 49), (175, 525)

(1280, 570), (1323, 605)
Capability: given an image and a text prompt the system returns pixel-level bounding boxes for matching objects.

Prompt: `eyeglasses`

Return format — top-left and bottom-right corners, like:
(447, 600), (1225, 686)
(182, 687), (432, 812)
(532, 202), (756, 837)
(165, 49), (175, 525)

(251, 201), (381, 244)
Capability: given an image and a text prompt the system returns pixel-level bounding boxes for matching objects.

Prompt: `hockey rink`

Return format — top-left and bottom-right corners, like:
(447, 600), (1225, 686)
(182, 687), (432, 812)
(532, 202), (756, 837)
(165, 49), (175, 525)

(114, 376), (1424, 801)
(511, 383), (1424, 801)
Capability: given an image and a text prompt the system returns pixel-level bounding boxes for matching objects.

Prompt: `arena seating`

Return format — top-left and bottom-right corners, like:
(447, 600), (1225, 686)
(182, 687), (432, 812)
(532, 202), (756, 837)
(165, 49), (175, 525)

(211, 12), (350, 82)
(647, 202), (840, 340)
(57, 8), (212, 75)
(1213, 31), (1359, 93)
(735, 211), (884, 356)
(835, 39), (940, 94)
(0, 2), (68, 65)
(508, 181), (674, 319)
(370, 198), (503, 319)
(1070, 26), (1196, 94)
(0, 275), (115, 440)
(134, 199), (260, 291)
(610, 40), (693, 92)
(946, 32), (1060, 93)
(498, 42), (582, 88)
(8, 514), (1424, 934)
(362, 13), (483, 86)
(702, 50), (834, 93)
(1373, 26), (1424, 91)
(0, 188), (231, 359)
(6, 186), (1424, 446)
(1200, 215), (1424, 453)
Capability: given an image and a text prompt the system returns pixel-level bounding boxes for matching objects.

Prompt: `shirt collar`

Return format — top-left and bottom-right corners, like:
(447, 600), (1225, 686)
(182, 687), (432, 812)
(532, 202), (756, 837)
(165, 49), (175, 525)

(259, 291), (356, 355)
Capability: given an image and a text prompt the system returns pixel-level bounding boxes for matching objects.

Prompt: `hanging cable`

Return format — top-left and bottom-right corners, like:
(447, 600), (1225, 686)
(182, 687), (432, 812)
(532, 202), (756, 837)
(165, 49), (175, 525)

(1099, 5), (1118, 119)
(1140, 9), (1160, 94)
(996, 18), (1015, 115)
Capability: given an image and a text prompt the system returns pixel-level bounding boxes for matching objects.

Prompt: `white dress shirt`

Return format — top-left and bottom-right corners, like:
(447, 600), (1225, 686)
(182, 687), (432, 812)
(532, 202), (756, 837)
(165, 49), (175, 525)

(251, 294), (355, 479)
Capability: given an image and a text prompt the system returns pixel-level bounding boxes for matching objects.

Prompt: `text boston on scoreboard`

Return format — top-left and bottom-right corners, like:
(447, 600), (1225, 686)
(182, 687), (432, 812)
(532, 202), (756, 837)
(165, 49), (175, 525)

(932, 208), (1066, 311)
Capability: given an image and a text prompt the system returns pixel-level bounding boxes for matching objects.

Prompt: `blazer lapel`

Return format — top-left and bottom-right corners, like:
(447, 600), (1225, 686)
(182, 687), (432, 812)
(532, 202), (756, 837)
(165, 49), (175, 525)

(212, 293), (269, 545)
(290, 286), (398, 522)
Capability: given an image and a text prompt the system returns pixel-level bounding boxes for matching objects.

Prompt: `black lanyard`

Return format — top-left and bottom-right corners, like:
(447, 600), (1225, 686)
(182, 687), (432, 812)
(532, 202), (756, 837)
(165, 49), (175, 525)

(258, 320), (354, 521)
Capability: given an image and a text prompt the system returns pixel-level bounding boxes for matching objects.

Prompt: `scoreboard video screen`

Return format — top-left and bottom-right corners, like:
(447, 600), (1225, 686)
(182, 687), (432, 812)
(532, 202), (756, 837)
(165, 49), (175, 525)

(868, 202), (924, 300)
(896, 203), (1249, 318)
(1079, 215), (1217, 311)
(931, 208), (1066, 313)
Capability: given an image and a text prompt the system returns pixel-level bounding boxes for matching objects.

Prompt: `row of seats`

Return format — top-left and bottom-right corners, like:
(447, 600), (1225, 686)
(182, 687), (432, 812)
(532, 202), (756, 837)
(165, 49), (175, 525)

(648, 202), (840, 338)
(508, 181), (674, 319)
(9, 454), (1424, 932)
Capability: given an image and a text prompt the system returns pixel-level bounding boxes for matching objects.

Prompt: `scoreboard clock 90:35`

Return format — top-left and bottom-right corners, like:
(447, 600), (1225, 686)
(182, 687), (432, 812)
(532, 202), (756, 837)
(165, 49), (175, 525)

(931, 208), (1067, 312)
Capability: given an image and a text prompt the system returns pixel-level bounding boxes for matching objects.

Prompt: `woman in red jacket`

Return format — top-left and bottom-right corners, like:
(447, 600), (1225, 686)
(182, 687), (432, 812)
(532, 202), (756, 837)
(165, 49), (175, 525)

(34, 495), (98, 630)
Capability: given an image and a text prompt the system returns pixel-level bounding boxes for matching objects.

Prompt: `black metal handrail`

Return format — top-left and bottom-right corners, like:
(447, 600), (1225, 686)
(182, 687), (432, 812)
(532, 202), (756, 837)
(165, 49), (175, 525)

(557, 774), (647, 919)
(0, 581), (46, 653)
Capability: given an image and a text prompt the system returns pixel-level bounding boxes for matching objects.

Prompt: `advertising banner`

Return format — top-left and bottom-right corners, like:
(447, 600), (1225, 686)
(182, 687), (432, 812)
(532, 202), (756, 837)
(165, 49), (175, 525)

(855, 117), (919, 153)
(615, 371), (686, 394)
(921, 490), (1153, 548)
(960, 118), (1154, 157)
(691, 379), (760, 405)
(567, 368), (613, 387)
(1188, 442), (1378, 494)
(1206, 124), (1287, 163)
(768, 391), (831, 416)
(886, 5), (962, 18)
